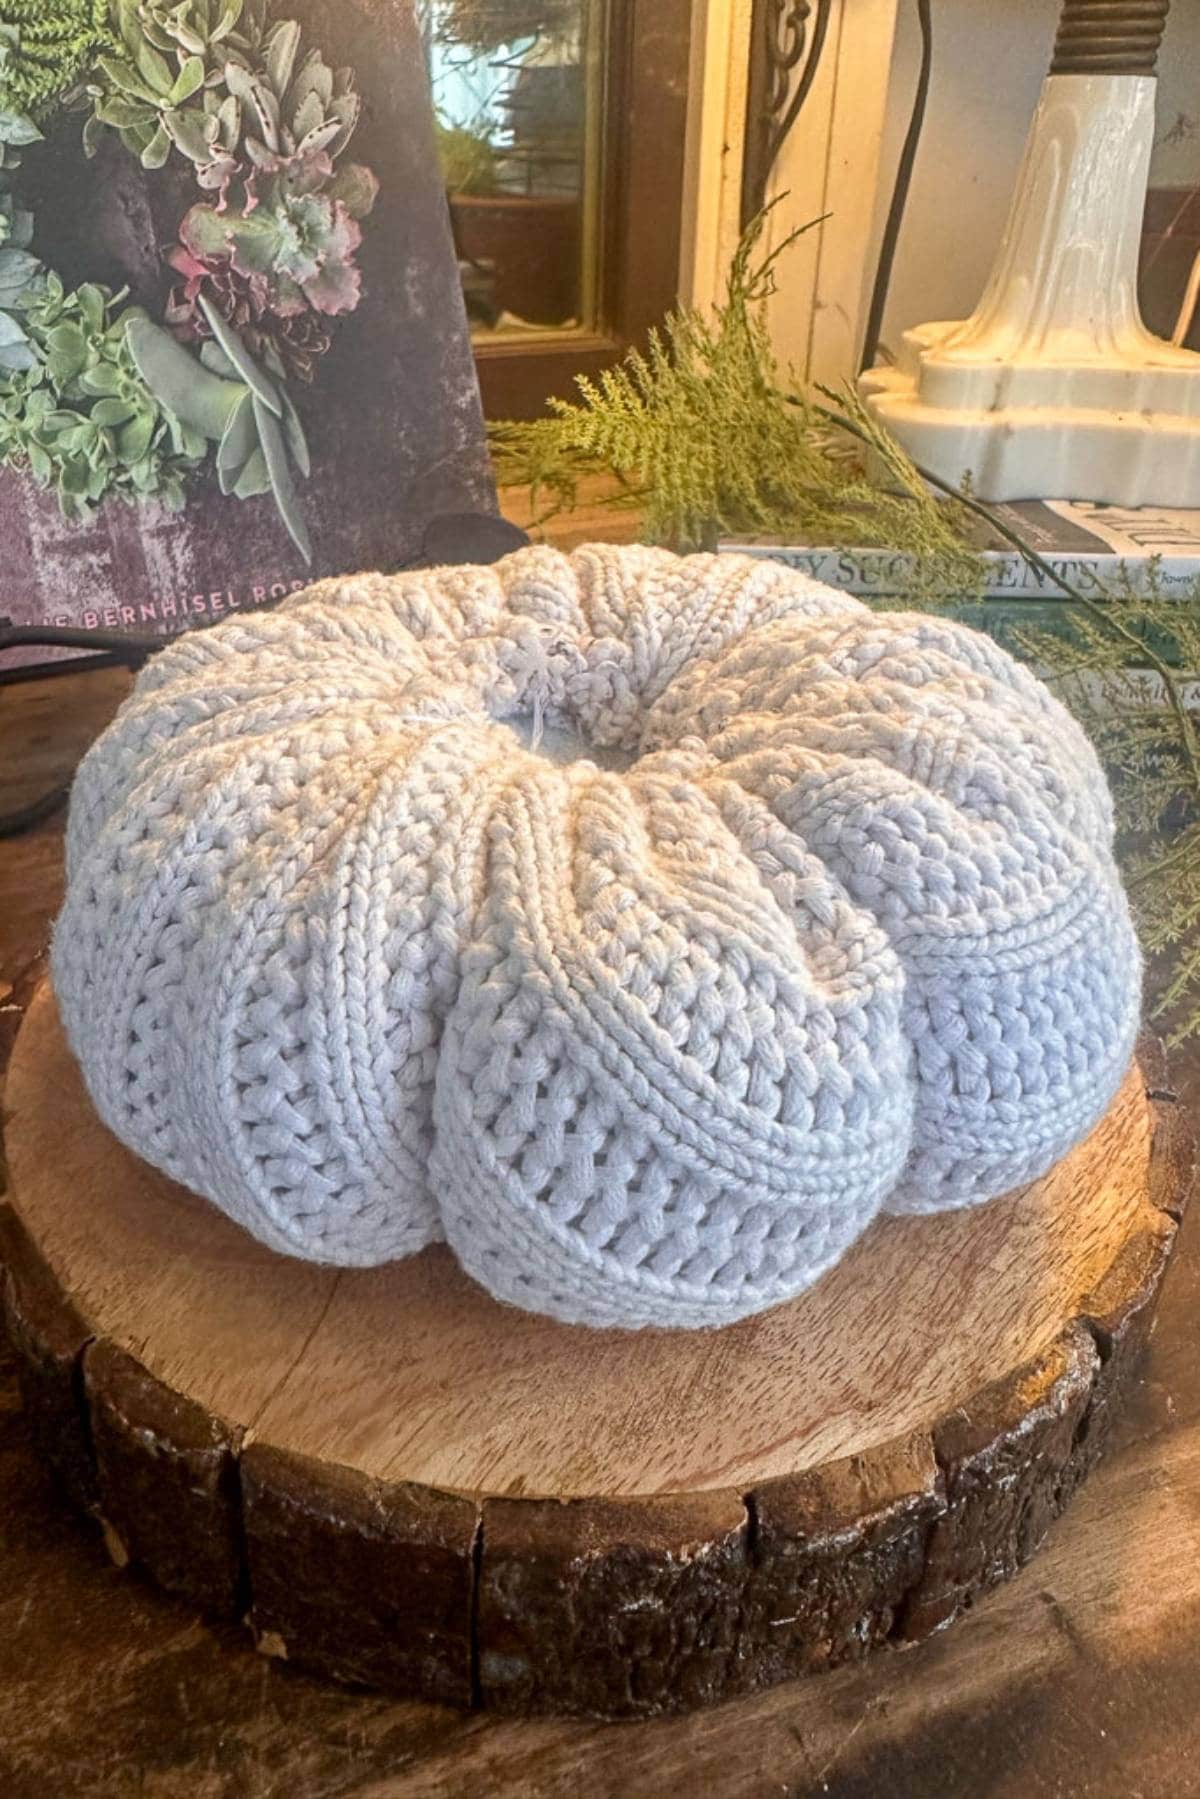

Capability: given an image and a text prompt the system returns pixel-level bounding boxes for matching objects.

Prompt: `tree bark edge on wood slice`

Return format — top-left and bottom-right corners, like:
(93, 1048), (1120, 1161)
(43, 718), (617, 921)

(0, 1202), (98, 1515)
(0, 995), (1193, 1718)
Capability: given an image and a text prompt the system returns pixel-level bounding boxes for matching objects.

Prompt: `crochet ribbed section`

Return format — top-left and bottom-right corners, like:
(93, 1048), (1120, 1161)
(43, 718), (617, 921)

(52, 543), (1142, 1329)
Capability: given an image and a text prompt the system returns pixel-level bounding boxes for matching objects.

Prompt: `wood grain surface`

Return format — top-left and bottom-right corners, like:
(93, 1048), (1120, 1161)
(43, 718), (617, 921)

(1, 965), (1188, 1718)
(2, 984), (1163, 1500)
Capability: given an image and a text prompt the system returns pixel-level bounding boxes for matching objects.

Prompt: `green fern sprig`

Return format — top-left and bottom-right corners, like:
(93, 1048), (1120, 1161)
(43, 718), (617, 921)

(490, 206), (983, 597)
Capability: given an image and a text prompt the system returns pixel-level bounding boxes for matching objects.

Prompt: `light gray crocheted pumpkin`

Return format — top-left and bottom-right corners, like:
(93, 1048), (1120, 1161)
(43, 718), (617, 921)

(53, 544), (1141, 1329)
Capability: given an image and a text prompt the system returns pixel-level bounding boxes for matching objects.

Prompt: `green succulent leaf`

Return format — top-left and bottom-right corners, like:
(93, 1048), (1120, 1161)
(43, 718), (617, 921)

(94, 94), (148, 129)
(58, 456), (92, 496)
(37, 408), (87, 438)
(0, 309), (35, 370)
(231, 443), (268, 496)
(289, 48), (331, 112)
(197, 294), (282, 414)
(160, 409), (199, 458)
(252, 388), (310, 561)
(135, 37), (176, 97)
(290, 89), (322, 142)
(0, 247), (41, 305)
(75, 283), (108, 333)
(0, 111), (42, 147)
(324, 93), (361, 159)
(214, 1), (246, 46)
(278, 386), (310, 479)
(95, 54), (159, 103)
(214, 89), (240, 147)
(223, 57), (279, 150)
(291, 116), (340, 159)
(163, 105), (214, 161)
(116, 0), (144, 57)
(216, 385), (256, 492)
(90, 397), (137, 427)
(264, 19), (300, 97)
(78, 363), (124, 395)
(45, 321), (89, 382)
(141, 120), (172, 168)
(199, 340), (238, 380)
(125, 310), (239, 439)
(138, 15), (179, 54)
(171, 55), (207, 105)
(117, 410), (156, 461)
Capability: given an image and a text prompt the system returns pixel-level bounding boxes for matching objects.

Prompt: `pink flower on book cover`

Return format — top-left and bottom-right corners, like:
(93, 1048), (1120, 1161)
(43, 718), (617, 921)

(179, 180), (373, 318)
(165, 245), (333, 382)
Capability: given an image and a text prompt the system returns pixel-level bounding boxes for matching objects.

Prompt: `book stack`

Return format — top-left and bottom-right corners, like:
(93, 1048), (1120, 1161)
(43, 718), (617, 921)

(720, 501), (1200, 614)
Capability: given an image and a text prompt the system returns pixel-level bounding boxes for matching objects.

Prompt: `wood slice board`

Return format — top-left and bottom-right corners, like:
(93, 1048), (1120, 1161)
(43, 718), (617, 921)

(0, 981), (1192, 1718)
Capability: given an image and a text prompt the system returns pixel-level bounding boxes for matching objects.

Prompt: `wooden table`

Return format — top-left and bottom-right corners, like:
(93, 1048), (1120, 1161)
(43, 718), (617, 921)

(2, 658), (1200, 1798)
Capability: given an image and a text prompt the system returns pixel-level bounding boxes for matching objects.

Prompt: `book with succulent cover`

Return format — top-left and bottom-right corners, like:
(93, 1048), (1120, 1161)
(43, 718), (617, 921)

(719, 501), (1200, 615)
(0, 0), (494, 676)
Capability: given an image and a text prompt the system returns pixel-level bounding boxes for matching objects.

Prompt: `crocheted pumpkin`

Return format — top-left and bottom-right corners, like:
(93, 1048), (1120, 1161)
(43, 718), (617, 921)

(53, 544), (1141, 1329)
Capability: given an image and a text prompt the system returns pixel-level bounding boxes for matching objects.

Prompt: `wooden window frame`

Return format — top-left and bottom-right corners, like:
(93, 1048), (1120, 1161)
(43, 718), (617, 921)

(470, 0), (693, 419)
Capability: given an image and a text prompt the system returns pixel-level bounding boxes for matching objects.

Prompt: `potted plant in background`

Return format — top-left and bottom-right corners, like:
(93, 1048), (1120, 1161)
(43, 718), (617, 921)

(429, 0), (585, 331)
(435, 112), (502, 326)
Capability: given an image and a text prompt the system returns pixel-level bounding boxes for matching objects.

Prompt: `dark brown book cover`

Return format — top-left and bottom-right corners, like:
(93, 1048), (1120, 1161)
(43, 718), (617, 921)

(0, 0), (494, 676)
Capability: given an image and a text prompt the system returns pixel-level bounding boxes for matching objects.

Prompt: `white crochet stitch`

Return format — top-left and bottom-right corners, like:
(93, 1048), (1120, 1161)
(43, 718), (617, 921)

(52, 544), (1142, 1329)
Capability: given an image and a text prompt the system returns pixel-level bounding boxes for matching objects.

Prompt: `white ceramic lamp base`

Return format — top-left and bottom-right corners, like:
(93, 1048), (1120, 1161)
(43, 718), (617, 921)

(860, 75), (1200, 505)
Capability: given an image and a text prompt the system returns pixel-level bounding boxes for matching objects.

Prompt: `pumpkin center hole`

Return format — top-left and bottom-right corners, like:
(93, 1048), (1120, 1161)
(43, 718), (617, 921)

(506, 714), (637, 772)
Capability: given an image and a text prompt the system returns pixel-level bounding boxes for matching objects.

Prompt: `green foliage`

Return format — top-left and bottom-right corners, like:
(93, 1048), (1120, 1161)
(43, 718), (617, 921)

(489, 209), (982, 597)
(436, 115), (498, 196)
(0, 1), (364, 555)
(85, 0), (376, 337)
(0, 266), (206, 520)
(0, 0), (114, 122)
(0, 166), (32, 246)
(85, 0), (363, 191)
(86, 0), (246, 169)
(127, 297), (311, 558)
(138, 0), (259, 59)
(0, 202), (311, 550)
(0, 196), (37, 354)
(0, 100), (39, 173)
(181, 157), (371, 318)
(0, 88), (208, 519)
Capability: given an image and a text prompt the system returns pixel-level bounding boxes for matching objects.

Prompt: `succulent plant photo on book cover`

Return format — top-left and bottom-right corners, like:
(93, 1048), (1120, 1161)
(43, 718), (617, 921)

(0, 0), (494, 672)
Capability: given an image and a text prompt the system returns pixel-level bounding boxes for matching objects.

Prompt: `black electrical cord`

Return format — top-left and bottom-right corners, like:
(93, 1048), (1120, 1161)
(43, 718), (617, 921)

(0, 782), (72, 839)
(0, 620), (164, 838)
(859, 0), (934, 374)
(0, 621), (166, 665)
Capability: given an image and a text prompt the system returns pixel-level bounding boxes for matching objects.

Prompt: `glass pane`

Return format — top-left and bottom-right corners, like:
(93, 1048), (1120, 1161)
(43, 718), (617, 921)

(420, 2), (606, 338)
